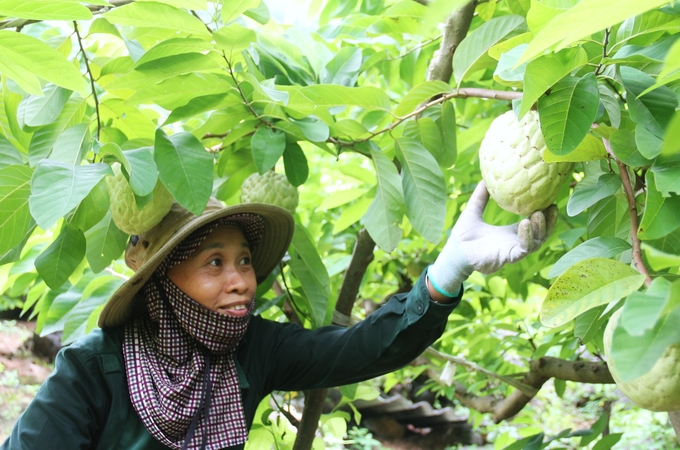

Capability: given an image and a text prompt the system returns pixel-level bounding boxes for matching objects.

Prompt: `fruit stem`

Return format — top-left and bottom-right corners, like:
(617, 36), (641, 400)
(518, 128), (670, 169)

(603, 138), (653, 287)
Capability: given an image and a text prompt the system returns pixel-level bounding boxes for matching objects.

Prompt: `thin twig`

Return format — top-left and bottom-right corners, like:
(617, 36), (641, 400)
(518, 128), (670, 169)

(385, 35), (442, 61)
(603, 138), (653, 287)
(270, 394), (300, 429)
(73, 21), (101, 141)
(604, 78), (626, 103)
(594, 28), (611, 76)
(221, 51), (272, 127)
(329, 88), (522, 147)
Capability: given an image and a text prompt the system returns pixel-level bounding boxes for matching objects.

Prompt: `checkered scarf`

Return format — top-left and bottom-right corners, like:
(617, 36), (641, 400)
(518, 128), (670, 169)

(123, 215), (264, 450)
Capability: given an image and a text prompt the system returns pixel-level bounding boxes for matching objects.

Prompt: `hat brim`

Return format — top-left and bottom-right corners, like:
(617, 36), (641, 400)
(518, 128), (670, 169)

(98, 202), (294, 328)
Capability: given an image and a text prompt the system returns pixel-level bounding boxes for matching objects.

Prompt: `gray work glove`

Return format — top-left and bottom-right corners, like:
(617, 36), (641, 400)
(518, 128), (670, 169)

(427, 181), (558, 297)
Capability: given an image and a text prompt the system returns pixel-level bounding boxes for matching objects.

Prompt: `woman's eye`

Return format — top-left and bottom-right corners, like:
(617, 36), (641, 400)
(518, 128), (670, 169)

(209, 258), (222, 267)
(239, 256), (251, 266)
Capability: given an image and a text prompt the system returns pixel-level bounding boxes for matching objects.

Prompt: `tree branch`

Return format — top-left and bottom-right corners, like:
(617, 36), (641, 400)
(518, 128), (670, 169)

(603, 138), (653, 287)
(293, 229), (376, 450)
(426, 1), (476, 83)
(73, 21), (101, 142)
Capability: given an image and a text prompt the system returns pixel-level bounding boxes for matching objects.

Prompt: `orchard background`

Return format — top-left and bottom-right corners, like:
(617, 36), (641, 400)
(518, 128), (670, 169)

(1, 0), (680, 448)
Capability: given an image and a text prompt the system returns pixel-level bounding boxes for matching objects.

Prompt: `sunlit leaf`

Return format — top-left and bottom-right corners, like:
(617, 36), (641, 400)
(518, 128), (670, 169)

(35, 223), (85, 289)
(0, 164), (33, 255)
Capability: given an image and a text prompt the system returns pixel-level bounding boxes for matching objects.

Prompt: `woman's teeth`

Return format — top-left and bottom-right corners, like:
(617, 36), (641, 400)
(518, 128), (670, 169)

(226, 304), (246, 311)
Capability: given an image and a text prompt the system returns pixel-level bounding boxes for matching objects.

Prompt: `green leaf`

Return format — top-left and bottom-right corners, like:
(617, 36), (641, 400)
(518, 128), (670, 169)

(394, 139), (446, 244)
(620, 277), (675, 336)
(125, 147), (158, 198)
(320, 46), (362, 87)
(638, 171), (680, 240)
(537, 73), (599, 155)
(611, 306), (680, 382)
(394, 81), (453, 117)
(518, 0), (673, 64)
(131, 37), (212, 69)
(18, 84), (72, 128)
(543, 134), (607, 163)
(85, 211), (128, 273)
(290, 118), (329, 143)
(548, 237), (632, 279)
(154, 129), (213, 216)
(0, 164), (33, 255)
(29, 160), (113, 230)
(250, 127), (286, 174)
(289, 224), (330, 329)
(598, 83), (621, 128)
(49, 123), (90, 166)
(0, 0), (92, 20)
(221, 0), (259, 23)
(319, 188), (368, 210)
(28, 96), (88, 165)
(0, 134), (23, 169)
(620, 66), (678, 137)
(520, 47), (588, 118)
(453, 15), (525, 86)
(363, 149), (406, 252)
(403, 118), (443, 162)
(540, 257), (646, 327)
(439, 101), (457, 168)
(651, 152), (680, 197)
(574, 305), (606, 344)
(35, 223), (85, 289)
(214, 22), (256, 55)
(282, 142), (308, 187)
(333, 196), (372, 235)
(591, 434), (623, 450)
(642, 243), (680, 271)
(0, 30), (87, 93)
(62, 276), (124, 344)
(635, 124), (663, 159)
(419, 0), (474, 36)
(104, 2), (211, 36)
(566, 173), (621, 217)
(608, 129), (653, 168)
(70, 179), (110, 232)
(300, 85), (391, 110)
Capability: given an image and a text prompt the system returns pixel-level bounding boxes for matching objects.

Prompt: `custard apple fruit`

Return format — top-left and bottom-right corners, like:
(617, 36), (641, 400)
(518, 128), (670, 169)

(105, 163), (174, 235)
(240, 171), (298, 214)
(479, 110), (573, 216)
(604, 309), (680, 411)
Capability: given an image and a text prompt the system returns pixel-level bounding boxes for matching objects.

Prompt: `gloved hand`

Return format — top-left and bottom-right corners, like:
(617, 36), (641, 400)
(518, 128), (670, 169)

(427, 181), (558, 298)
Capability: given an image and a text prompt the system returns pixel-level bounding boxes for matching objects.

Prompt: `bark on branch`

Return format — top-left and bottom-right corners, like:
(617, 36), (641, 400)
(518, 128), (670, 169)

(427, 1), (477, 83)
(292, 229), (376, 450)
(425, 356), (613, 423)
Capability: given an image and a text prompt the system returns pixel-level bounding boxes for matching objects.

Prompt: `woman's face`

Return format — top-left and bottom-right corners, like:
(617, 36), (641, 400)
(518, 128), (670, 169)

(167, 226), (257, 317)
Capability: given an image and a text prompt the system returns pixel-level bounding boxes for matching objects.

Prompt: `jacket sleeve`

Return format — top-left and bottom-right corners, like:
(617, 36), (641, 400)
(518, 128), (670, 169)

(1, 338), (112, 450)
(254, 270), (461, 392)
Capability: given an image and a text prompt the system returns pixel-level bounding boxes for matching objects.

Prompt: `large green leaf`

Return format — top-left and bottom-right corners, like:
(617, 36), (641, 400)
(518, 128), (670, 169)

(540, 257), (646, 327)
(49, 123), (90, 166)
(453, 14), (525, 86)
(0, 134), (23, 169)
(154, 129), (213, 215)
(214, 23), (257, 55)
(619, 277), (677, 337)
(566, 173), (621, 217)
(300, 85), (391, 111)
(635, 124), (663, 160)
(131, 37), (212, 69)
(394, 81), (453, 117)
(611, 306), (680, 382)
(29, 161), (113, 230)
(62, 276), (124, 344)
(537, 73), (599, 155)
(28, 96), (88, 166)
(282, 142), (308, 188)
(363, 149), (406, 252)
(0, 164), (33, 255)
(70, 179), (110, 233)
(608, 129), (654, 168)
(221, 0), (259, 23)
(0, 0), (93, 20)
(518, 0), (673, 64)
(620, 66), (678, 137)
(543, 134), (607, 163)
(84, 212), (128, 273)
(548, 237), (632, 279)
(638, 171), (680, 240)
(104, 2), (211, 35)
(0, 30), (87, 93)
(289, 224), (330, 328)
(125, 147), (158, 198)
(394, 139), (446, 244)
(642, 243), (680, 271)
(320, 46), (362, 87)
(250, 127), (286, 174)
(18, 84), (72, 128)
(34, 223), (85, 289)
(520, 47), (588, 118)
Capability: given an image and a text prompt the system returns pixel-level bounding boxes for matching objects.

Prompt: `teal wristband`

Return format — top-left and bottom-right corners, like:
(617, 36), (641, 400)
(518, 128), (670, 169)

(426, 268), (460, 298)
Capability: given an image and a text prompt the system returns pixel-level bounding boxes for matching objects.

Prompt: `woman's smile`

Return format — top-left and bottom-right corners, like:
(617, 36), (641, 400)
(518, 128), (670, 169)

(168, 226), (257, 317)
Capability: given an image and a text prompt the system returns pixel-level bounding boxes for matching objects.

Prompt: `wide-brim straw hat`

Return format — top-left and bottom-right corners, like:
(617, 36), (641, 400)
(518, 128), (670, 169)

(98, 199), (294, 328)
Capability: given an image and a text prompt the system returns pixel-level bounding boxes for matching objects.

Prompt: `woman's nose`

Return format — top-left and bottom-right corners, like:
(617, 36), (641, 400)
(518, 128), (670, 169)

(223, 267), (248, 293)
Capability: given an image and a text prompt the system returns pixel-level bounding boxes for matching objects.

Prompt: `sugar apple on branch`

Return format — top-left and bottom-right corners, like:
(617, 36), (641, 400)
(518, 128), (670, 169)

(604, 309), (680, 412)
(479, 110), (573, 216)
(105, 163), (174, 235)
(240, 171), (299, 214)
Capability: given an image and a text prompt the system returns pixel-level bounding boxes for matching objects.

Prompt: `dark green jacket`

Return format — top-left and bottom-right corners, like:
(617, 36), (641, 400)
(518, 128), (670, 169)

(2, 272), (460, 449)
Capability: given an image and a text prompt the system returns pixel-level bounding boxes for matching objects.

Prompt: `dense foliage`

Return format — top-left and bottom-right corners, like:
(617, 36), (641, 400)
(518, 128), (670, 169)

(1, 0), (679, 447)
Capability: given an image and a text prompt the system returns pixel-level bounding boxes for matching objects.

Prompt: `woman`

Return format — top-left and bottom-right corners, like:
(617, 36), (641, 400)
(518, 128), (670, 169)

(2, 182), (555, 450)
